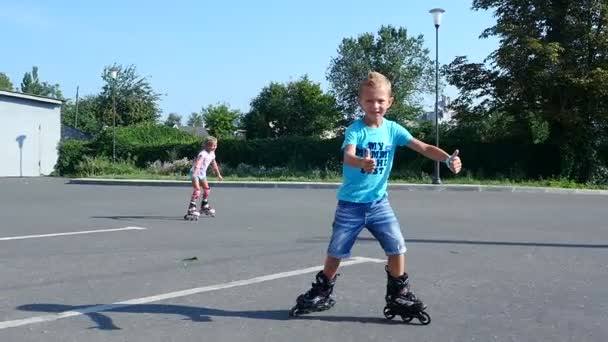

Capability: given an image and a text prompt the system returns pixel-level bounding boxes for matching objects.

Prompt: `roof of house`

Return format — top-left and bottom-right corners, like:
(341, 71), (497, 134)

(0, 90), (63, 105)
(61, 125), (92, 141)
(179, 126), (209, 137)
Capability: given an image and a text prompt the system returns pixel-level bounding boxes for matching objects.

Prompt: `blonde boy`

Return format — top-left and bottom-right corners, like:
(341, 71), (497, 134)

(289, 72), (462, 323)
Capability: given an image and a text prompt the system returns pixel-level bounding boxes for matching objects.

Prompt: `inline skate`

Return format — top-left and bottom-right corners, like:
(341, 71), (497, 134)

(289, 271), (337, 317)
(383, 268), (431, 325)
(183, 201), (201, 221)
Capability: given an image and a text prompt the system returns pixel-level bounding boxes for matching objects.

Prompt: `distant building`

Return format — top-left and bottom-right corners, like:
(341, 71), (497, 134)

(176, 124), (247, 139)
(422, 95), (456, 124)
(0, 90), (63, 177)
(178, 126), (209, 137)
(233, 129), (247, 139)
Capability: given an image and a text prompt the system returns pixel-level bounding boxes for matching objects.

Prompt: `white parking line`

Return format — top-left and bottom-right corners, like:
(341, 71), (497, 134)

(0, 227), (147, 241)
(0, 256), (385, 330)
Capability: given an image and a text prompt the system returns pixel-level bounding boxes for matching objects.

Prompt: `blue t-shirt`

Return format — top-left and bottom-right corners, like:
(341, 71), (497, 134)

(337, 118), (413, 203)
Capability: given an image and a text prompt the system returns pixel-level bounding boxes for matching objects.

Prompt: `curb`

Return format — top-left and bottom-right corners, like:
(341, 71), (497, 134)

(67, 178), (608, 196)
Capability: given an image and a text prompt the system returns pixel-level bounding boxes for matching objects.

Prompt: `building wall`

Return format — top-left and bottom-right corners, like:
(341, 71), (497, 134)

(0, 96), (61, 177)
(422, 95), (455, 124)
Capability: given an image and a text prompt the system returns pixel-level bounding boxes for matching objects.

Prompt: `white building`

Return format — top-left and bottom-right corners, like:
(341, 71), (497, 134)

(422, 95), (456, 124)
(0, 90), (63, 177)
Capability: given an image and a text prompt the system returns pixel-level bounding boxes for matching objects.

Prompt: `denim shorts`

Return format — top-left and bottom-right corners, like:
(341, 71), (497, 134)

(189, 170), (206, 181)
(327, 196), (406, 258)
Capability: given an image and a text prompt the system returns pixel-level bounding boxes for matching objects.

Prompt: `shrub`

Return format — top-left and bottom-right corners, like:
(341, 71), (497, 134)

(55, 140), (92, 176)
(75, 156), (139, 177)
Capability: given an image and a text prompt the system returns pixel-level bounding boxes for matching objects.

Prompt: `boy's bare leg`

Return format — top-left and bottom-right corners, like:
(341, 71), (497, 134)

(387, 254), (406, 277)
(322, 255), (341, 279)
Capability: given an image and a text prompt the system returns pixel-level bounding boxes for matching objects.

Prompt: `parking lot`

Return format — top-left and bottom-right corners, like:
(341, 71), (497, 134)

(0, 177), (606, 342)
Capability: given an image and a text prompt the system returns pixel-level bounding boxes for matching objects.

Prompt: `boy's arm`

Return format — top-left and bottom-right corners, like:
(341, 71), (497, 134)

(406, 138), (462, 173)
(344, 144), (376, 174)
(211, 160), (223, 180)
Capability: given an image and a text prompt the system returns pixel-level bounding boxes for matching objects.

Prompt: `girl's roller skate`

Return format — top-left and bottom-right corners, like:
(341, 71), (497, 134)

(383, 268), (431, 325)
(289, 271), (337, 317)
(184, 201), (201, 221)
(200, 200), (216, 217)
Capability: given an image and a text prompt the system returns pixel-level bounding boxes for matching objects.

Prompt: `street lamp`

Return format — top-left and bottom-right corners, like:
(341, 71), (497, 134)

(429, 8), (445, 185)
(109, 68), (119, 162)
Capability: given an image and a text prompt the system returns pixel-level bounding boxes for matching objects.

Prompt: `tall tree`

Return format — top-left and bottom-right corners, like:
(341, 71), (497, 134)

(242, 76), (342, 138)
(164, 112), (182, 127)
(445, 0), (608, 183)
(0, 72), (13, 91)
(61, 95), (102, 135)
(327, 25), (435, 125)
(20, 66), (63, 99)
(242, 83), (288, 139)
(98, 64), (161, 127)
(201, 104), (241, 139)
(186, 112), (205, 127)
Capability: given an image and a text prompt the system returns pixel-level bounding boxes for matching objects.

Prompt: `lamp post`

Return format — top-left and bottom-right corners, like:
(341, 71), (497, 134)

(429, 8), (445, 185)
(74, 86), (79, 129)
(109, 68), (119, 162)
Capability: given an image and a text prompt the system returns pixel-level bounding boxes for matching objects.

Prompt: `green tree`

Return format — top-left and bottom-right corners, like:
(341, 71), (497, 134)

(186, 112), (204, 127)
(0, 72), (13, 91)
(327, 25), (435, 125)
(202, 104), (241, 139)
(445, 0), (608, 183)
(98, 64), (161, 127)
(242, 83), (288, 139)
(20, 66), (63, 99)
(164, 112), (182, 127)
(61, 95), (102, 135)
(242, 76), (342, 138)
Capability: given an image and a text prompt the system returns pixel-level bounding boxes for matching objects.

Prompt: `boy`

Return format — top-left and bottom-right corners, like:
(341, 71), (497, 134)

(289, 72), (462, 323)
(184, 136), (223, 220)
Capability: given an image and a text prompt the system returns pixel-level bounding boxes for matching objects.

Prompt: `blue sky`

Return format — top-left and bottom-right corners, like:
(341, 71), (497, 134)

(1, 0), (498, 119)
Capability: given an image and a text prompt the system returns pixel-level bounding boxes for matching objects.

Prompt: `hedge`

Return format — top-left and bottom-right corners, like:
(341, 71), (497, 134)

(55, 124), (605, 180)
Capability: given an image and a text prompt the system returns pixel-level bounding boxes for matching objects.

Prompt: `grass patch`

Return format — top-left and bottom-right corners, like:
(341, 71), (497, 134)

(67, 157), (608, 190)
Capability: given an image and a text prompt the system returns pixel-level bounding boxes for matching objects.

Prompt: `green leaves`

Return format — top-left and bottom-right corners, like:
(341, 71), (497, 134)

(242, 76), (341, 139)
(446, 0), (608, 183)
(61, 95), (103, 134)
(187, 112), (205, 127)
(164, 113), (183, 127)
(20, 66), (63, 99)
(201, 104), (241, 139)
(99, 64), (161, 127)
(0, 72), (13, 91)
(327, 25), (434, 125)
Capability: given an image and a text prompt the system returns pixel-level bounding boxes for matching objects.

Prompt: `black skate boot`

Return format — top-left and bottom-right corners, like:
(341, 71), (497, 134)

(289, 271), (337, 317)
(383, 268), (431, 325)
(184, 201), (200, 221)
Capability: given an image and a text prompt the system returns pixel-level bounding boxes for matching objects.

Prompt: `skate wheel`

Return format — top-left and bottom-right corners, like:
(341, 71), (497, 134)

(417, 311), (431, 325)
(383, 306), (395, 320)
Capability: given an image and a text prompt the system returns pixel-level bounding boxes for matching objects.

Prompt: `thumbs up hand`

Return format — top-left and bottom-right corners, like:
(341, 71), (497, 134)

(362, 148), (376, 174)
(446, 149), (462, 174)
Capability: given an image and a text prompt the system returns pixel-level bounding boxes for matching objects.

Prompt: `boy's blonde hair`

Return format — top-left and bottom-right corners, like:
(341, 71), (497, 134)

(359, 71), (392, 95)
